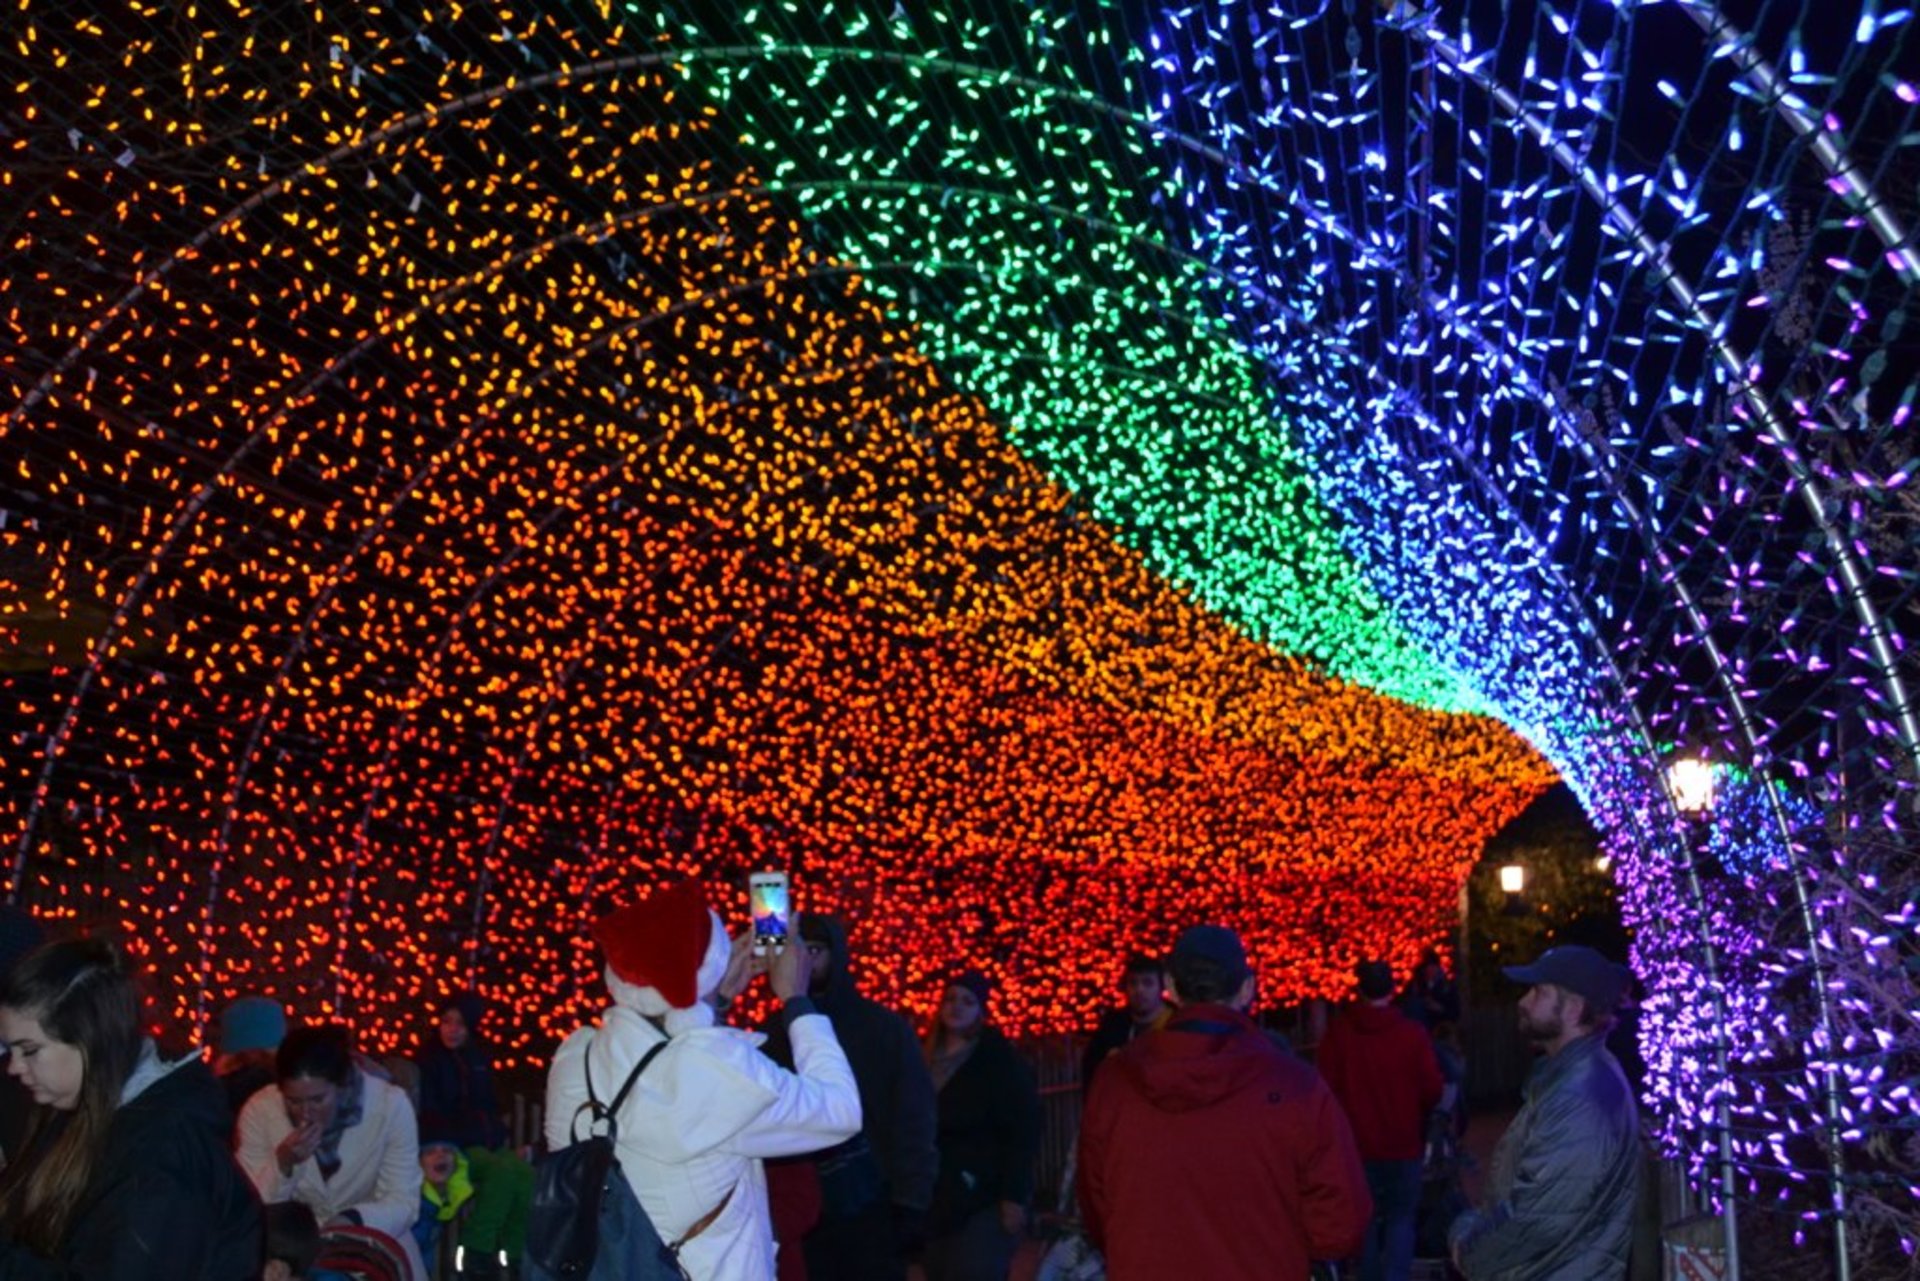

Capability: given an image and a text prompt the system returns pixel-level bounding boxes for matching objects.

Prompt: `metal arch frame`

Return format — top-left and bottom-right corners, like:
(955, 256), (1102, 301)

(10, 20), (1784, 1040)
(1340, 8), (1918, 1269)
(1675, 0), (1920, 288)
(1138, 9), (1897, 1269)
(7, 23), (1901, 1268)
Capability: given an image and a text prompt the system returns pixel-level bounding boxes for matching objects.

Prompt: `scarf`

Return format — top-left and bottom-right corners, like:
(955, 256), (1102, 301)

(314, 1065), (366, 1179)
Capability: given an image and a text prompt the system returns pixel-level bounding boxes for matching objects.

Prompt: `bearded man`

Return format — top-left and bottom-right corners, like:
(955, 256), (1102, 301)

(1448, 945), (1640, 1280)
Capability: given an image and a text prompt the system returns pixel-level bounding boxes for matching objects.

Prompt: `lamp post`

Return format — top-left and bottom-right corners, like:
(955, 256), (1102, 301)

(1666, 754), (1741, 1280)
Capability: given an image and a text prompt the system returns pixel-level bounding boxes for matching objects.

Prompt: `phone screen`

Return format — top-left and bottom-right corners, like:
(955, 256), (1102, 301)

(749, 872), (790, 951)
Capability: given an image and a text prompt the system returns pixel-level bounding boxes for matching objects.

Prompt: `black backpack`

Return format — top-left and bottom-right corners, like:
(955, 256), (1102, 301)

(523, 1038), (689, 1281)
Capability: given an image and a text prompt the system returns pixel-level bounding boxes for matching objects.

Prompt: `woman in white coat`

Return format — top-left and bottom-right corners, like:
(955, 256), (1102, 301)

(545, 878), (861, 1281)
(237, 1023), (427, 1281)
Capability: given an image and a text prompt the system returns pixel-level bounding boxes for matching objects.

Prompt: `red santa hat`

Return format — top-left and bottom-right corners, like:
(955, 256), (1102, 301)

(592, 879), (731, 1018)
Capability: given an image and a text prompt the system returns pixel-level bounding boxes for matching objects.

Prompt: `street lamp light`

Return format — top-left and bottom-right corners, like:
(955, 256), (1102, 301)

(1669, 756), (1716, 817)
(1499, 862), (1529, 916)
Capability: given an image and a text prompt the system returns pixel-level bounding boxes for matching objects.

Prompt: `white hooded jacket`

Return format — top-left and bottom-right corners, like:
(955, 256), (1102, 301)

(544, 966), (862, 1280)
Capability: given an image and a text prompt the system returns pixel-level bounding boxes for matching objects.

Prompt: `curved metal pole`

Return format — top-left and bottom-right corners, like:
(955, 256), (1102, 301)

(1407, 19), (1908, 1273)
(1678, 1), (1919, 286)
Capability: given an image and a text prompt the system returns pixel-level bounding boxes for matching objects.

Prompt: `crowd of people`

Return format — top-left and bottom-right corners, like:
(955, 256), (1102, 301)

(0, 887), (1643, 1281)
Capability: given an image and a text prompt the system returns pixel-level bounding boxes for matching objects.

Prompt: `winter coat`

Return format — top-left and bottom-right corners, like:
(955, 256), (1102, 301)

(1448, 1030), (1639, 1280)
(760, 916), (939, 1216)
(928, 1027), (1040, 1236)
(0, 1043), (262, 1281)
(416, 1040), (506, 1151)
(1079, 1005), (1170, 1089)
(1316, 1001), (1444, 1162)
(544, 986), (862, 1281)
(1398, 975), (1461, 1029)
(1078, 1003), (1371, 1280)
(236, 1073), (427, 1281)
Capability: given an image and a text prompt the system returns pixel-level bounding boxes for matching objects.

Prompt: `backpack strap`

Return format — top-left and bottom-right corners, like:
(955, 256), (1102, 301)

(574, 1033), (670, 1144)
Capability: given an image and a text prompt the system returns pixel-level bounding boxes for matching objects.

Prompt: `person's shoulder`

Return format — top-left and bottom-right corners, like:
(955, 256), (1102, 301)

(1391, 1006), (1437, 1041)
(835, 989), (916, 1035)
(1241, 1030), (1325, 1092)
(110, 1060), (237, 1164)
(364, 1071), (420, 1120)
(674, 1024), (772, 1068)
(237, 1076), (287, 1122)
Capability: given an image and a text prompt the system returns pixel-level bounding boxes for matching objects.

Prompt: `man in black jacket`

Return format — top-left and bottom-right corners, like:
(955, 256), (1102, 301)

(761, 914), (939, 1280)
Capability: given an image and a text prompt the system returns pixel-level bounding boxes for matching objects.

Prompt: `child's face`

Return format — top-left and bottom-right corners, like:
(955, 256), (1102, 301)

(263, 1262), (292, 1281)
(422, 1145), (459, 1185)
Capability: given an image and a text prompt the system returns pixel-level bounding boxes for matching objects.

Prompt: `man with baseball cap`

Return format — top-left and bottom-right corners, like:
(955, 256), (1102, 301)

(1449, 945), (1640, 1279)
(1077, 924), (1371, 1279)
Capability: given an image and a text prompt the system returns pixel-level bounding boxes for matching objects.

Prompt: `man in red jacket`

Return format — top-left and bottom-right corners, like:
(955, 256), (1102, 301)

(1317, 960), (1445, 1281)
(1077, 925), (1371, 1280)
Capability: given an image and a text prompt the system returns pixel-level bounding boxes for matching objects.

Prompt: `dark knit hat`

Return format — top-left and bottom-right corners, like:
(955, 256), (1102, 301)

(945, 970), (992, 1007)
(218, 995), (288, 1056)
(1170, 924), (1251, 988)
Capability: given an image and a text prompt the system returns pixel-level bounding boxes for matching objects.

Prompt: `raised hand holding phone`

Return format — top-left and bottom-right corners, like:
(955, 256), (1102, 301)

(748, 870), (790, 957)
(715, 927), (764, 1007)
(769, 914), (814, 1001)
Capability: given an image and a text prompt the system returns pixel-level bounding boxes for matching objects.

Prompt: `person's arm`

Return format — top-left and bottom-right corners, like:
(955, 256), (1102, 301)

(727, 929), (861, 1156)
(885, 1015), (939, 1213)
(993, 1045), (1042, 1209)
(413, 1047), (450, 1134)
(544, 1029), (591, 1152)
(473, 1054), (508, 1148)
(1074, 1073), (1111, 1250)
(1416, 1030), (1445, 1113)
(1296, 1083), (1373, 1262)
(725, 1000), (863, 1157)
(234, 1087), (295, 1203)
(340, 1085), (422, 1239)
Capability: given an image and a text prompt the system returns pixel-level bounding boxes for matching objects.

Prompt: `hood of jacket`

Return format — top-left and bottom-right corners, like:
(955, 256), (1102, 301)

(802, 914), (861, 1011)
(1113, 1004), (1280, 1113)
(1340, 1002), (1410, 1037)
(421, 992), (491, 1056)
(119, 1040), (221, 1122)
(106, 1047), (237, 1168)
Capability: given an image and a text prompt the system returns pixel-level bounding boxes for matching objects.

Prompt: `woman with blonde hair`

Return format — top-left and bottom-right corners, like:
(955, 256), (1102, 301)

(0, 936), (262, 1278)
(921, 971), (1041, 1281)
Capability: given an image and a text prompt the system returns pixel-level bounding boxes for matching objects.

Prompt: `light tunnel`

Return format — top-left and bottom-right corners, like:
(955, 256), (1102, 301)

(2, 0), (1917, 1265)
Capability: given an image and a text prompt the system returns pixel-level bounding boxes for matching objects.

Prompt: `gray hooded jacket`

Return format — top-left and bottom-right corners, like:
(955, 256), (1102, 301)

(1449, 1030), (1639, 1280)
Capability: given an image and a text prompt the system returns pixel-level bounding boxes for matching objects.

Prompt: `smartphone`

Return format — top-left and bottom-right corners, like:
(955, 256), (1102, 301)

(749, 870), (790, 956)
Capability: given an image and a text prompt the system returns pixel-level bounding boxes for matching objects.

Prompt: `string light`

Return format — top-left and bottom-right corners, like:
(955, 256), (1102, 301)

(3, 0), (1915, 1258)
